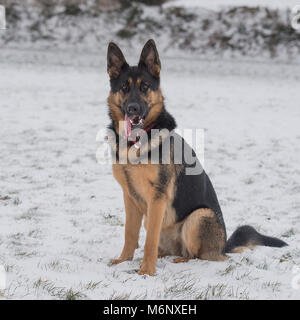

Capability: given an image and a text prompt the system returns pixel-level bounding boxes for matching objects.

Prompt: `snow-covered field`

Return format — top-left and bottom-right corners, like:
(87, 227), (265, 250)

(0, 48), (300, 300)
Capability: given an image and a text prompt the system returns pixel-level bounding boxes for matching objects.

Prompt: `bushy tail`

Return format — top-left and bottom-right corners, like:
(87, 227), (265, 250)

(225, 225), (287, 253)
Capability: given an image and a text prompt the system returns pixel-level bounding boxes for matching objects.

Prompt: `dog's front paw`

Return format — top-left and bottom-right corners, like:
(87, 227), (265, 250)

(138, 264), (156, 276)
(110, 258), (127, 265)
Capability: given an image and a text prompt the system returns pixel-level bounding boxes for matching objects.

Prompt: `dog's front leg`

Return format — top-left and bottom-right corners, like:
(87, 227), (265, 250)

(138, 199), (166, 276)
(110, 192), (142, 265)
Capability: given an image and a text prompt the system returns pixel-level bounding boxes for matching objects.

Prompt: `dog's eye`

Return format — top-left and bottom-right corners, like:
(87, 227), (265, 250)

(140, 82), (149, 93)
(121, 81), (129, 93)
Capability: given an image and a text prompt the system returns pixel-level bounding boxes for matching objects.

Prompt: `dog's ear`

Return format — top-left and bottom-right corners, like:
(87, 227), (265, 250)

(107, 42), (128, 79)
(138, 39), (161, 78)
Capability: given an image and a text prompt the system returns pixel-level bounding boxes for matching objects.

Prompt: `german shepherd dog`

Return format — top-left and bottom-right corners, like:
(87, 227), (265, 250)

(106, 39), (287, 276)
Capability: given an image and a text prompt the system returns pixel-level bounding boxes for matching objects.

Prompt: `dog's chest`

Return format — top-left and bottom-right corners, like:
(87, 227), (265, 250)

(112, 164), (159, 204)
(113, 163), (177, 228)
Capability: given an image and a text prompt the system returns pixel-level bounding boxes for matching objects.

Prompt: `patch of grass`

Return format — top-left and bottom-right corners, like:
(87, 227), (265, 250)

(38, 260), (71, 272)
(282, 228), (296, 238)
(262, 281), (281, 292)
(28, 229), (41, 238)
(235, 271), (251, 280)
(280, 252), (292, 261)
(111, 270), (120, 280)
(85, 281), (102, 290)
(64, 289), (83, 300)
(256, 262), (268, 270)
(164, 279), (197, 298)
(33, 279), (84, 300)
(15, 249), (37, 258)
(196, 283), (226, 300)
(48, 260), (60, 270)
(218, 264), (236, 276)
(9, 232), (24, 240)
(109, 291), (131, 300)
(240, 257), (253, 265)
(196, 284), (249, 300)
(33, 278), (66, 298)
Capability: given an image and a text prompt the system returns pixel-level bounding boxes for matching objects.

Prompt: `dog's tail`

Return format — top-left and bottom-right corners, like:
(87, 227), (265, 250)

(225, 225), (287, 253)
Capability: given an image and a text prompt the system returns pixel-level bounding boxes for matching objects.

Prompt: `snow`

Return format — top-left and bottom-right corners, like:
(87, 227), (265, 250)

(0, 48), (300, 300)
(166, 0), (299, 10)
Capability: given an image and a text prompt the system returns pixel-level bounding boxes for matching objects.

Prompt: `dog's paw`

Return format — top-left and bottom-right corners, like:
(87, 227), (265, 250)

(109, 258), (125, 265)
(138, 265), (156, 276)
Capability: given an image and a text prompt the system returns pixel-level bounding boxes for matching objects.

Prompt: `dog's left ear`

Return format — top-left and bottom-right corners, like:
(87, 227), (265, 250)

(138, 39), (161, 78)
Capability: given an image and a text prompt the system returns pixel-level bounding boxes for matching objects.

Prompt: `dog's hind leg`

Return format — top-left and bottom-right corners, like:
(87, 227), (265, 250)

(179, 208), (227, 262)
(110, 193), (143, 265)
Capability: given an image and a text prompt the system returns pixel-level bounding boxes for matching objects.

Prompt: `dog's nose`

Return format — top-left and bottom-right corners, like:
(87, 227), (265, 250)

(127, 103), (140, 115)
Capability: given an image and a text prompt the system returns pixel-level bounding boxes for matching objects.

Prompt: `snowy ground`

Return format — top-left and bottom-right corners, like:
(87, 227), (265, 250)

(0, 48), (300, 300)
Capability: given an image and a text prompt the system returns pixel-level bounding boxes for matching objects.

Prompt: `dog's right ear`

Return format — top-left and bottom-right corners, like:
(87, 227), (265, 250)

(107, 42), (128, 79)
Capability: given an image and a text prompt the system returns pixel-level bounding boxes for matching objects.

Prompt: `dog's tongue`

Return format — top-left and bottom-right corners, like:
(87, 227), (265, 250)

(124, 114), (132, 138)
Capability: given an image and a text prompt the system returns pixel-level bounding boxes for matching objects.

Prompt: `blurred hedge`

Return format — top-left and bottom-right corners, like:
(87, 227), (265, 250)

(1, 0), (299, 60)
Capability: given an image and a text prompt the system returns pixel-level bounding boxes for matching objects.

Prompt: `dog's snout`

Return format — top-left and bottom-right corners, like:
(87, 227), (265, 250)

(127, 103), (140, 116)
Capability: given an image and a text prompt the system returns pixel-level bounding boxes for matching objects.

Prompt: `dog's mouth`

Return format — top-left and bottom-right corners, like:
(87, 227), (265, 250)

(124, 114), (144, 138)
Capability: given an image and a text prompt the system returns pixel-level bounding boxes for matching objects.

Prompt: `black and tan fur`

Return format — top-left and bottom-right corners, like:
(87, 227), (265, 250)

(106, 39), (287, 276)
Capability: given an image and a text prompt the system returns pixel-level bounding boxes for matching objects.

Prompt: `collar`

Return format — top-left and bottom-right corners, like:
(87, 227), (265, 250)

(128, 122), (156, 149)
(107, 124), (171, 164)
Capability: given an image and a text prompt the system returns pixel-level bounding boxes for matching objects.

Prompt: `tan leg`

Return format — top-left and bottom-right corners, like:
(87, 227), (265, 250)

(138, 200), (166, 276)
(110, 193), (143, 265)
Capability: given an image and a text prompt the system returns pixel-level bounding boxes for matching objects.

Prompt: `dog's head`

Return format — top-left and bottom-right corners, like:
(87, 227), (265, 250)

(107, 39), (164, 137)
